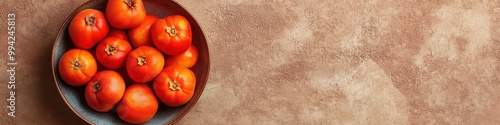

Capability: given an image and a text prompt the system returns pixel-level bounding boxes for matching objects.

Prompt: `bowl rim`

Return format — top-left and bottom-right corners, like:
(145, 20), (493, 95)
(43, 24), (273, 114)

(51, 0), (210, 124)
(51, 1), (95, 124)
(161, 1), (211, 124)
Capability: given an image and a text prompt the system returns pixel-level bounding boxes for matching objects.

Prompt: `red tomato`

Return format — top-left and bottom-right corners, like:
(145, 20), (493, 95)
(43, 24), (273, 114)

(129, 14), (158, 48)
(151, 15), (192, 55)
(153, 65), (196, 107)
(116, 84), (158, 124)
(164, 44), (198, 68)
(126, 46), (165, 83)
(95, 37), (132, 70)
(58, 49), (98, 86)
(106, 0), (146, 29)
(107, 27), (129, 41)
(68, 9), (109, 50)
(85, 70), (126, 112)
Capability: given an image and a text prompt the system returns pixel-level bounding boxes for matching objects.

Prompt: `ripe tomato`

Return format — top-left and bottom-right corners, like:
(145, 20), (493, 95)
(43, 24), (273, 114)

(128, 14), (158, 48)
(85, 70), (125, 112)
(95, 37), (132, 70)
(126, 46), (164, 83)
(69, 9), (109, 50)
(151, 15), (192, 55)
(58, 49), (97, 86)
(164, 44), (198, 68)
(116, 84), (158, 124)
(153, 65), (196, 107)
(106, 0), (146, 29)
(106, 27), (129, 41)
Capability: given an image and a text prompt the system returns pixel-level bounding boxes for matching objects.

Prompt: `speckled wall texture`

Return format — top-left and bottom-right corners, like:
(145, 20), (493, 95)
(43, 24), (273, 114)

(0, 0), (499, 124)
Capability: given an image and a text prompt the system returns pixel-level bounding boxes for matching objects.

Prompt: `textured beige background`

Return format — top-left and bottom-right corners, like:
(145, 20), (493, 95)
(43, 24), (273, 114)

(1, 0), (500, 124)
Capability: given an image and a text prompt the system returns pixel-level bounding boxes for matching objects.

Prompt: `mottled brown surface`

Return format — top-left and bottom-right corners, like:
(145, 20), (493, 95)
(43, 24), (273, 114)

(1, 0), (500, 124)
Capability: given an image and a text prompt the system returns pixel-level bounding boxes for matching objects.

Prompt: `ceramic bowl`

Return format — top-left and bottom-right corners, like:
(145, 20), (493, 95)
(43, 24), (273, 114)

(51, 0), (209, 124)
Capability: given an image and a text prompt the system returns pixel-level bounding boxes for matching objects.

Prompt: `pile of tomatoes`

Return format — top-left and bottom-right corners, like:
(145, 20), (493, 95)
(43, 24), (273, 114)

(57, 0), (198, 124)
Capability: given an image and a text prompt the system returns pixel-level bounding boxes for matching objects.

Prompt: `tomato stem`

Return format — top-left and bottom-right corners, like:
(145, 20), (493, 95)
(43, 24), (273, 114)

(137, 56), (146, 66)
(85, 16), (96, 26)
(125, 0), (136, 8)
(70, 59), (82, 70)
(105, 45), (117, 55)
(92, 82), (101, 93)
(168, 79), (181, 91)
(165, 25), (177, 37)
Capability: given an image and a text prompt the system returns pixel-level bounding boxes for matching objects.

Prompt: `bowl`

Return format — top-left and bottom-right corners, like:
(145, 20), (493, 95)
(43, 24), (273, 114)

(51, 0), (209, 124)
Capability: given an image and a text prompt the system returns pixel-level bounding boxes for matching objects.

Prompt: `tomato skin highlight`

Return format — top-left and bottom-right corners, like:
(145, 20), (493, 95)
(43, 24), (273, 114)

(95, 37), (133, 70)
(106, 0), (146, 29)
(164, 44), (198, 68)
(117, 84), (158, 124)
(129, 14), (158, 48)
(151, 15), (192, 55)
(85, 70), (126, 112)
(68, 9), (109, 50)
(126, 46), (165, 83)
(153, 65), (196, 107)
(58, 49), (98, 86)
